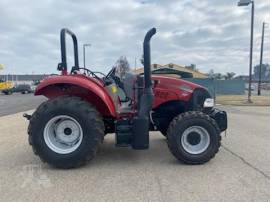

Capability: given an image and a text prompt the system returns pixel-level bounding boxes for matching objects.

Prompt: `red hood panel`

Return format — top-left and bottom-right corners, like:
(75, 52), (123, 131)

(152, 75), (205, 108)
(152, 75), (203, 90)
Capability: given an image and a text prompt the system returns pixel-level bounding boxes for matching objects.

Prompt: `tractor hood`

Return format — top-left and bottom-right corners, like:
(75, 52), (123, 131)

(151, 75), (211, 108)
(152, 75), (206, 92)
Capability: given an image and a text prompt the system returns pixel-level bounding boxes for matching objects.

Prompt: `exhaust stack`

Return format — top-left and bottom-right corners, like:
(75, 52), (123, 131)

(132, 28), (156, 150)
(143, 28), (156, 89)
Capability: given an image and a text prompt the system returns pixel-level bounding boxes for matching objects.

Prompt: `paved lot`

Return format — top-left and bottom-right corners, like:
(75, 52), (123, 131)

(0, 106), (270, 201)
(0, 93), (46, 116)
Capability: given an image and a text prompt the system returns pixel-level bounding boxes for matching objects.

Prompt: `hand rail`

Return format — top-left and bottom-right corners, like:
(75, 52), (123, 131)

(57, 28), (79, 75)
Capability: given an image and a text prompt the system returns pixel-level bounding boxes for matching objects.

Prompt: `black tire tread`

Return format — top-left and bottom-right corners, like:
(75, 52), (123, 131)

(167, 111), (221, 165)
(28, 96), (104, 168)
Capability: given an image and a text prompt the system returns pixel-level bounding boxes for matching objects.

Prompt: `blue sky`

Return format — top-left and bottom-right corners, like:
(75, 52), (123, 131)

(1, 0), (270, 75)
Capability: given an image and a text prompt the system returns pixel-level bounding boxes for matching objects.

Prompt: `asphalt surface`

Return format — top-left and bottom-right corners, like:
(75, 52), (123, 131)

(0, 101), (270, 201)
(0, 93), (46, 116)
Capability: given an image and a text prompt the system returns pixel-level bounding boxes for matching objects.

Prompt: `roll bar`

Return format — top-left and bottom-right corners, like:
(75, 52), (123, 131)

(143, 28), (156, 88)
(57, 28), (79, 75)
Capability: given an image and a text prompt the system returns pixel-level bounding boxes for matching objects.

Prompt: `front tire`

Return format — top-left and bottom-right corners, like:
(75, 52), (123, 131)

(28, 96), (104, 168)
(167, 111), (221, 164)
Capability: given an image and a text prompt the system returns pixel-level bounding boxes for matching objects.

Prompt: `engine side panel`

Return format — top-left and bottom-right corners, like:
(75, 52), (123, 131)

(152, 76), (200, 109)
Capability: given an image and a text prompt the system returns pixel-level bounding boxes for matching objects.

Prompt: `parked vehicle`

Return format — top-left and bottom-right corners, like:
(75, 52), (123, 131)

(2, 84), (33, 95)
(0, 80), (13, 93)
(24, 28), (227, 169)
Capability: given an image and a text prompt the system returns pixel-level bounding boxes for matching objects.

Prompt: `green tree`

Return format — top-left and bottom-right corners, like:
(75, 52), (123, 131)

(207, 69), (223, 79)
(224, 72), (236, 80)
(253, 63), (270, 80)
(185, 64), (198, 71)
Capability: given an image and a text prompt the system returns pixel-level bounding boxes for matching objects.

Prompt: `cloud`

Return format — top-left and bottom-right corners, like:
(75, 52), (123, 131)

(0, 0), (270, 75)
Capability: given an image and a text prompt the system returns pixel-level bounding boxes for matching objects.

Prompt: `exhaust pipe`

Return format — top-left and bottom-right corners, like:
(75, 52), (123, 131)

(138, 27), (156, 118)
(143, 28), (156, 89)
(132, 28), (156, 150)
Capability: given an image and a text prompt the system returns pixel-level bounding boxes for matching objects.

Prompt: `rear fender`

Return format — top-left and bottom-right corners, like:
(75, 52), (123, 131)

(35, 76), (117, 117)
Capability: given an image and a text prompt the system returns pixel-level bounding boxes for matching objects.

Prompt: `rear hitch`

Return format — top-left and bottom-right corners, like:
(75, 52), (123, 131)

(23, 113), (32, 120)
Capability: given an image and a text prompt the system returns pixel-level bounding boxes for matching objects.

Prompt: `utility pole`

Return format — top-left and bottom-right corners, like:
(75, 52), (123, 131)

(258, 22), (268, 96)
(238, 0), (255, 103)
(248, 1), (254, 102)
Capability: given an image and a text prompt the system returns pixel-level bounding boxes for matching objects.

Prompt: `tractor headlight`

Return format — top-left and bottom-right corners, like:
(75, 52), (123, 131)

(203, 98), (215, 108)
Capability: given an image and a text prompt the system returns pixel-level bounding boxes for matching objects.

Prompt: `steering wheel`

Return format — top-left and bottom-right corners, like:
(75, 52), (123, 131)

(103, 66), (117, 85)
(105, 66), (116, 79)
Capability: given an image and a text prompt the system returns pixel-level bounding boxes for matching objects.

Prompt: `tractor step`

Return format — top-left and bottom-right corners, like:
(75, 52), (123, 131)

(115, 119), (133, 147)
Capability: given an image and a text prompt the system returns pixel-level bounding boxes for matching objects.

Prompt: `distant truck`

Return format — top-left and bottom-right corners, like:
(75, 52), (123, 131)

(2, 84), (33, 95)
(0, 80), (13, 92)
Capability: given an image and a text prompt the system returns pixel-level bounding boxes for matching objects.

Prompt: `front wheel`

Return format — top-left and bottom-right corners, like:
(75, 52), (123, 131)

(28, 96), (105, 168)
(167, 111), (221, 164)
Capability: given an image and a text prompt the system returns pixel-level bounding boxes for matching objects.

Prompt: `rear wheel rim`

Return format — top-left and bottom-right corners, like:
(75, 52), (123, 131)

(43, 115), (83, 154)
(181, 126), (210, 155)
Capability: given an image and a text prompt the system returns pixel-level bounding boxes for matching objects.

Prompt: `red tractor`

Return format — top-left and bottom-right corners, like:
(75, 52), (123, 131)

(25, 28), (227, 168)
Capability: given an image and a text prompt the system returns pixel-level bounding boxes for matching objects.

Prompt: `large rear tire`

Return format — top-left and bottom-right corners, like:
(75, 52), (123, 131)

(167, 111), (221, 164)
(28, 96), (104, 169)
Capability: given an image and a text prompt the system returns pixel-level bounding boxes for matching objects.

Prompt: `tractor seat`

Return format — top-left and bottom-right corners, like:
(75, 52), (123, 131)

(117, 87), (133, 114)
(122, 72), (136, 101)
(117, 72), (137, 114)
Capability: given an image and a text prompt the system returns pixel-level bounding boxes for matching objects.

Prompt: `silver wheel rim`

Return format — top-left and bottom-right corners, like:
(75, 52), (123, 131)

(181, 126), (210, 155)
(43, 115), (83, 154)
